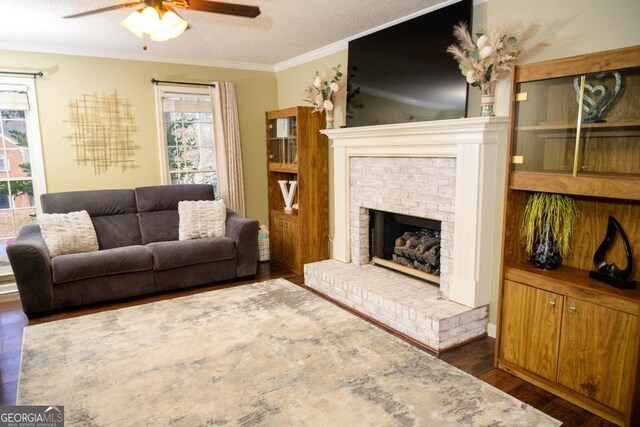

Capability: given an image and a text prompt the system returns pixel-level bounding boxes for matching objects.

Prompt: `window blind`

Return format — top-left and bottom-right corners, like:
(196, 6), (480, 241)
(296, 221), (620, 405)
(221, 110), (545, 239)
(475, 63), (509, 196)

(0, 86), (29, 110)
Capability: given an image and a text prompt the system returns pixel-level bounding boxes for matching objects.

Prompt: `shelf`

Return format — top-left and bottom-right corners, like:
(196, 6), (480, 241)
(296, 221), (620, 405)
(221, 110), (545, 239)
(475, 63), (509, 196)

(270, 209), (299, 222)
(510, 172), (640, 200)
(516, 120), (640, 131)
(504, 263), (640, 315)
(268, 162), (298, 173)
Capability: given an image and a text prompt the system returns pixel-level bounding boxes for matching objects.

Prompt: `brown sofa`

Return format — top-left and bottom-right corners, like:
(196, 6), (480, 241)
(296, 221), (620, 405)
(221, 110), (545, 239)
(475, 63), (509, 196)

(7, 184), (259, 318)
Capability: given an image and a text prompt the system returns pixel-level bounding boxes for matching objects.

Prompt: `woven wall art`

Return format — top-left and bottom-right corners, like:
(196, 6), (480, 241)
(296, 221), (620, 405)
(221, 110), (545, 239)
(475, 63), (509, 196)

(66, 91), (138, 174)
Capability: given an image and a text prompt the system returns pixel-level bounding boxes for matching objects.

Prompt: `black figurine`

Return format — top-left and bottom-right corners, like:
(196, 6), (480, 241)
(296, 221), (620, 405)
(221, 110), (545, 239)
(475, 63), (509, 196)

(589, 216), (636, 290)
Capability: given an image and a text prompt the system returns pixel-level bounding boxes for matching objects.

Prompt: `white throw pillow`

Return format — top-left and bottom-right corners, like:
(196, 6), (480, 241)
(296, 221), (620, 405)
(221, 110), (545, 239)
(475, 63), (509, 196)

(38, 210), (99, 257)
(178, 200), (226, 240)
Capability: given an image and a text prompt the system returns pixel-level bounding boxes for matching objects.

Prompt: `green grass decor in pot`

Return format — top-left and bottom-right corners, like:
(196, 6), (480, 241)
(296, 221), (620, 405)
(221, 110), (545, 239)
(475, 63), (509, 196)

(520, 192), (579, 270)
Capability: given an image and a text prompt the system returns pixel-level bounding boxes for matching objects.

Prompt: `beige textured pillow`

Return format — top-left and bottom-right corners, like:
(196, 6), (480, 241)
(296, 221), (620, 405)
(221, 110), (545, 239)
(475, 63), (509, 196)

(178, 200), (226, 240)
(38, 210), (99, 257)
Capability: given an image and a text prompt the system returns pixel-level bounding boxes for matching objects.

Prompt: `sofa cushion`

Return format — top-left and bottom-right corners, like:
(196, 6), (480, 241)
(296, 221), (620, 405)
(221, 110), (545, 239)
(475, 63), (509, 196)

(52, 245), (152, 284)
(135, 184), (215, 244)
(41, 189), (143, 249)
(179, 200), (226, 240)
(38, 210), (99, 257)
(147, 237), (235, 271)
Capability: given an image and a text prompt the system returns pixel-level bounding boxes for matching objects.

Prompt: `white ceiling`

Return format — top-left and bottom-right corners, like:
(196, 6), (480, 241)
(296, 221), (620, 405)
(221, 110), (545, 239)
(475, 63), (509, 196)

(0, 0), (451, 71)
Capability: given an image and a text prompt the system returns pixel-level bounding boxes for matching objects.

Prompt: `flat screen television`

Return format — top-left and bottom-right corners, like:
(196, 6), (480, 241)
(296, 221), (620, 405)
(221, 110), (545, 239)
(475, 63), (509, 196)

(346, 0), (472, 127)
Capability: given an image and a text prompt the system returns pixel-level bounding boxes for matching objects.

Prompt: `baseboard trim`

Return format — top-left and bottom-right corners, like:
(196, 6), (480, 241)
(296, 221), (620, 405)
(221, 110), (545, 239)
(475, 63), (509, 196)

(0, 282), (17, 294)
(487, 322), (496, 338)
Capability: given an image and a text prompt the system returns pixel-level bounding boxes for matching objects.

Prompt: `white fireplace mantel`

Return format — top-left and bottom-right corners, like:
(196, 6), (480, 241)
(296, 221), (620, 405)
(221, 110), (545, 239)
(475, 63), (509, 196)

(321, 117), (508, 308)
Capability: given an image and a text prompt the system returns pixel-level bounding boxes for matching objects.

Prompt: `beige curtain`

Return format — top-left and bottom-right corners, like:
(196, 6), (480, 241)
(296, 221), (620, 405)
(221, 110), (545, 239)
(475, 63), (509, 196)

(210, 82), (245, 215)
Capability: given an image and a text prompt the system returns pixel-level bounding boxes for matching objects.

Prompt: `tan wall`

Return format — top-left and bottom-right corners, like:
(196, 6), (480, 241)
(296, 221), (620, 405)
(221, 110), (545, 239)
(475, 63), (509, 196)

(276, 49), (349, 250)
(274, 0), (639, 327)
(0, 50), (278, 224)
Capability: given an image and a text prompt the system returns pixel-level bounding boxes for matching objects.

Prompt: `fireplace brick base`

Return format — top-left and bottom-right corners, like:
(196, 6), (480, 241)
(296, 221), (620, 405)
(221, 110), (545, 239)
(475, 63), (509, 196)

(304, 260), (488, 352)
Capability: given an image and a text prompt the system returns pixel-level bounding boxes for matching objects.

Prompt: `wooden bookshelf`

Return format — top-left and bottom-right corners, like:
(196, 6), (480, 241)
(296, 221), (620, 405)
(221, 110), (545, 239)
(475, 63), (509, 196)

(265, 107), (329, 274)
(495, 45), (640, 427)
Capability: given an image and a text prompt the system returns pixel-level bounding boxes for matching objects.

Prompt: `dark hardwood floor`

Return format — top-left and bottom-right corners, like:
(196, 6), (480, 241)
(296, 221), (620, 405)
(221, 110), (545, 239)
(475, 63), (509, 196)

(0, 262), (613, 425)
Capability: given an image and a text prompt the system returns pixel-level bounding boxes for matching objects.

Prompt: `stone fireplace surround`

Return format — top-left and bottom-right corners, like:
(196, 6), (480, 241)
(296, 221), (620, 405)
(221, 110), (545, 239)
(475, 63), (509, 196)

(304, 117), (507, 352)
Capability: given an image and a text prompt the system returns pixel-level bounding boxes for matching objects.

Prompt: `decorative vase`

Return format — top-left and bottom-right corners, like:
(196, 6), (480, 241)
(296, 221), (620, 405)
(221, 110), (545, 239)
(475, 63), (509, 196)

(480, 82), (496, 117)
(325, 109), (335, 129)
(531, 228), (561, 270)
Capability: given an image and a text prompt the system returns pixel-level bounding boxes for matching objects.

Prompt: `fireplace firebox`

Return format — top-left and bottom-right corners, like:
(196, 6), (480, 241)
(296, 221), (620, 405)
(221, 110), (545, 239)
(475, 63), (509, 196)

(369, 210), (441, 284)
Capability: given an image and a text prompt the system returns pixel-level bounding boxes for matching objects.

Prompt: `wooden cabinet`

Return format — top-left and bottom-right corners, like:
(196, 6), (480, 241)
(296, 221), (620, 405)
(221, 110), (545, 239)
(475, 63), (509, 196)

(266, 107), (328, 274)
(496, 45), (640, 427)
(498, 269), (640, 426)
(557, 297), (637, 413)
(500, 280), (562, 381)
(269, 211), (299, 271)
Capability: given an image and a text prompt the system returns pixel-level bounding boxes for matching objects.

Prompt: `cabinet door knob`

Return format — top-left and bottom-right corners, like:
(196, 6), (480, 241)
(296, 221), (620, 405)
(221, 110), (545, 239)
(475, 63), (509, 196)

(568, 303), (577, 313)
(548, 298), (556, 308)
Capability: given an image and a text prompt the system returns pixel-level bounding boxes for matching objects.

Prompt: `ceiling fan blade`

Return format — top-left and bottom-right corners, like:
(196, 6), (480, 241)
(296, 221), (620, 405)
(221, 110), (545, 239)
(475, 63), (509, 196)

(63, 2), (143, 19)
(183, 0), (260, 18)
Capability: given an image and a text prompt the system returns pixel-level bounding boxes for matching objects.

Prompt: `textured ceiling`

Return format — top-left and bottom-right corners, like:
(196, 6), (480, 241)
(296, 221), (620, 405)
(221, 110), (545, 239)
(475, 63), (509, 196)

(0, 0), (448, 70)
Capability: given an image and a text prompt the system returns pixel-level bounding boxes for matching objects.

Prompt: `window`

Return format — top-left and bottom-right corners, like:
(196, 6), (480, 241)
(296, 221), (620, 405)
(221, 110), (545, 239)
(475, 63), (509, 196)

(0, 78), (46, 278)
(154, 86), (218, 197)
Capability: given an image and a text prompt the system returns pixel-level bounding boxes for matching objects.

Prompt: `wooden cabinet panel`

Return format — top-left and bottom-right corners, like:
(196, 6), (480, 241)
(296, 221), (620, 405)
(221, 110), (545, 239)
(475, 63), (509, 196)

(269, 215), (285, 265)
(557, 298), (638, 412)
(269, 213), (300, 272)
(500, 280), (563, 381)
(282, 218), (299, 270)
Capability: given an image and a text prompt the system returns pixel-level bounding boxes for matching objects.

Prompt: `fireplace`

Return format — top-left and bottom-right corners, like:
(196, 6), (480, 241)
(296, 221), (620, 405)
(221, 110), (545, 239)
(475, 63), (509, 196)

(303, 117), (507, 351)
(369, 210), (441, 284)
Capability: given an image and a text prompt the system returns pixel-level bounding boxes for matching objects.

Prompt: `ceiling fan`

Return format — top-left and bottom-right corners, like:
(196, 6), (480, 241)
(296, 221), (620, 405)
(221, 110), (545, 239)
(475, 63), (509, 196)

(64, 0), (260, 43)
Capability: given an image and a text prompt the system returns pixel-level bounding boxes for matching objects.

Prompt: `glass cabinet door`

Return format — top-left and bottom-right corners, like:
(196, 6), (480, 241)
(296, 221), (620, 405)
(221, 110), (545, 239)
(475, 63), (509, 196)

(511, 76), (580, 175)
(512, 66), (640, 178)
(577, 67), (640, 178)
(267, 116), (297, 165)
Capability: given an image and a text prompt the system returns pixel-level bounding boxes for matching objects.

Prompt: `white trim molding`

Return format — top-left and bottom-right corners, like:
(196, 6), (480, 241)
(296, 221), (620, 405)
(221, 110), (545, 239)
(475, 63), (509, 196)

(487, 322), (497, 339)
(0, 282), (17, 294)
(321, 116), (508, 309)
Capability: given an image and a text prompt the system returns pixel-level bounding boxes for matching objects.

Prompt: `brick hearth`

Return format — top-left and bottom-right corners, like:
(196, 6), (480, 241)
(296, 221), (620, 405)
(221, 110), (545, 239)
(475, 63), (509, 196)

(305, 260), (488, 352)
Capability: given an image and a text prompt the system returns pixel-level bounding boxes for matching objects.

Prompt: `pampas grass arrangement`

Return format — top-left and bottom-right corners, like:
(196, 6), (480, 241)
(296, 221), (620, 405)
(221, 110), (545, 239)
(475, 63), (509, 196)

(520, 193), (579, 259)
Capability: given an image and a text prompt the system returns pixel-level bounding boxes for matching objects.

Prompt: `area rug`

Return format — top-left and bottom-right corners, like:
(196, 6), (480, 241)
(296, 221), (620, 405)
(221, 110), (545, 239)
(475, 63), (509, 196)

(19, 279), (560, 426)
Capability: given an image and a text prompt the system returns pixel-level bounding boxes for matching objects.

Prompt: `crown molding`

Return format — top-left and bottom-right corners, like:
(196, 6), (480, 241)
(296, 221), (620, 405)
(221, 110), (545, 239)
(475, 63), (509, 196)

(0, 42), (274, 73)
(274, 0), (486, 72)
(273, 40), (348, 72)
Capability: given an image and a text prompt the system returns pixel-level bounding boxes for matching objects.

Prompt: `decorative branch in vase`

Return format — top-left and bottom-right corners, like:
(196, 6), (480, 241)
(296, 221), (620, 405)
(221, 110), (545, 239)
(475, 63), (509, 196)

(447, 23), (526, 117)
(302, 64), (344, 129)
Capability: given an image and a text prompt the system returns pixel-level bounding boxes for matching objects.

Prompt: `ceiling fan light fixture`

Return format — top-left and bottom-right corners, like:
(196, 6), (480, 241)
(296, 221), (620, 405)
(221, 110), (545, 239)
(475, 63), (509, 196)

(121, 6), (188, 42)
(121, 11), (144, 38)
(150, 11), (188, 41)
(139, 6), (161, 34)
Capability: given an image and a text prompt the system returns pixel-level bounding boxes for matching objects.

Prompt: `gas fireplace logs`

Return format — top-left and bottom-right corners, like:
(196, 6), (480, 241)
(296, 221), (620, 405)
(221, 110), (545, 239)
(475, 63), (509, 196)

(393, 231), (441, 275)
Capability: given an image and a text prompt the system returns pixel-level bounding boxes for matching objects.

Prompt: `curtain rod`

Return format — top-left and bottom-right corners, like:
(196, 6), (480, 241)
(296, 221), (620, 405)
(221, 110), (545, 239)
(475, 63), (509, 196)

(151, 78), (215, 88)
(0, 71), (43, 78)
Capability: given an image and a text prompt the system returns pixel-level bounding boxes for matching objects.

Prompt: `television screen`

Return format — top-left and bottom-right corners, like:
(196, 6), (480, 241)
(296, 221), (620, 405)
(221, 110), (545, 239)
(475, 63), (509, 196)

(346, 0), (472, 127)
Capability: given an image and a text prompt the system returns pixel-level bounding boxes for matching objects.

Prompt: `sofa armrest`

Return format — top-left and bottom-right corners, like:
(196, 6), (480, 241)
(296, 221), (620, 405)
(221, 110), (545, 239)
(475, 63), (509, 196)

(6, 224), (55, 317)
(225, 209), (259, 277)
